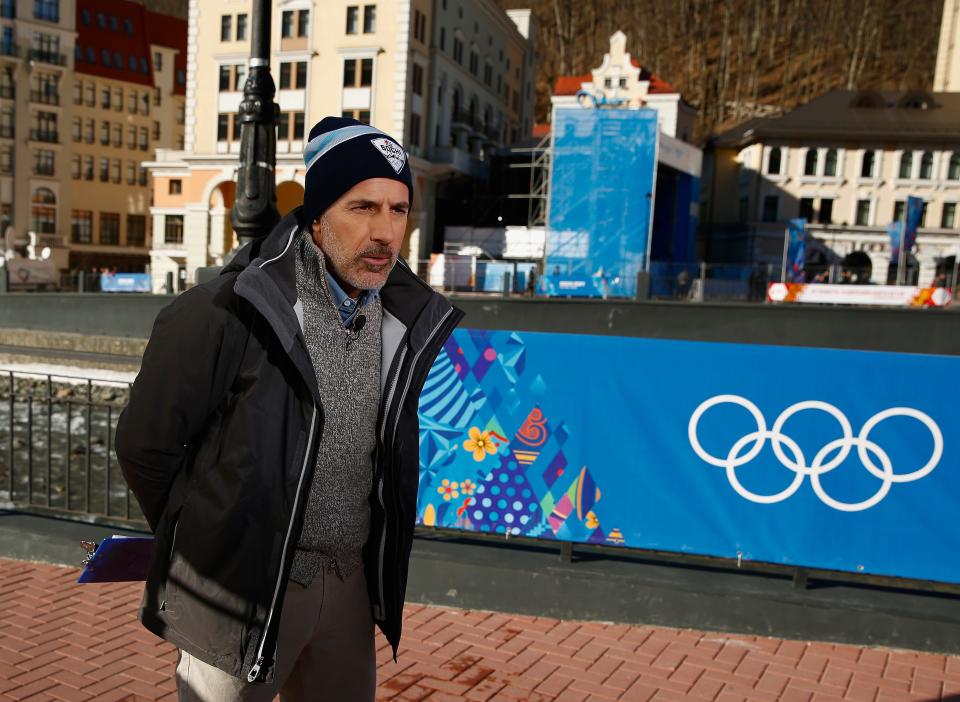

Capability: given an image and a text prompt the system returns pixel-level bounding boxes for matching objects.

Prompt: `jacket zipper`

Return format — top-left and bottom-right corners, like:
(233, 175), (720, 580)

(374, 307), (454, 621)
(159, 519), (180, 611)
(247, 405), (318, 683)
(373, 345), (407, 621)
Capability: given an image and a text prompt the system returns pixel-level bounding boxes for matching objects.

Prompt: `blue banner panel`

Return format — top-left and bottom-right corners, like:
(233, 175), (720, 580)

(546, 108), (658, 298)
(100, 273), (152, 293)
(417, 329), (959, 584)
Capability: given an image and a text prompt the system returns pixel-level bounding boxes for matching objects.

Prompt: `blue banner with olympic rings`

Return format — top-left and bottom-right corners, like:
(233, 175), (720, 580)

(417, 329), (960, 584)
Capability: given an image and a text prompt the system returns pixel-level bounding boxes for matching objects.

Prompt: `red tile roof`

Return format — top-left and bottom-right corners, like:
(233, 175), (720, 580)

(553, 58), (678, 96)
(75, 0), (186, 94)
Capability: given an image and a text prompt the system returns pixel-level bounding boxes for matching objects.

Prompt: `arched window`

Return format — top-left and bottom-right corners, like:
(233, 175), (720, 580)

(31, 188), (56, 234)
(918, 151), (933, 180)
(898, 150), (913, 179)
(949, 153), (960, 181)
(450, 87), (460, 122)
(860, 150), (875, 178)
(767, 147), (781, 175)
(803, 148), (818, 176)
(824, 148), (838, 177)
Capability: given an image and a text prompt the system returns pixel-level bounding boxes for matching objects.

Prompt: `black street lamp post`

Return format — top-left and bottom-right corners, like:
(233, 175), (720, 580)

(231, 0), (280, 247)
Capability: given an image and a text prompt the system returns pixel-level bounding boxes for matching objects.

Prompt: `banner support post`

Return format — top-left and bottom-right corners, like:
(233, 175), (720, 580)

(897, 206), (907, 286)
(780, 227), (789, 282)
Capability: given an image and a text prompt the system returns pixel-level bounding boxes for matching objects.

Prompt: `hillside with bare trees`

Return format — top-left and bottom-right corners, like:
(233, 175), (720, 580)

(498, 0), (942, 141)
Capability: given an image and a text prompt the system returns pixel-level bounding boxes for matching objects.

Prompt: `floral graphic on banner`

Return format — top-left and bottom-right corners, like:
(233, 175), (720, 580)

(417, 329), (615, 544)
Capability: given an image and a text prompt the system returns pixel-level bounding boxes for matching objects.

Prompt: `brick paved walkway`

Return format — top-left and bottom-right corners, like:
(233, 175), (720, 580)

(1, 558), (959, 701)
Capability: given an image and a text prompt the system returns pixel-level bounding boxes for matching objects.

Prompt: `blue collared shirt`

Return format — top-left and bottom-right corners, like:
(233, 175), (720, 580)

(324, 269), (378, 327)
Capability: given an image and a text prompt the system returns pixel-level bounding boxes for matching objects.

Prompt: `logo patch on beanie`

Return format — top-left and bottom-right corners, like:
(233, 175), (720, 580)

(370, 137), (407, 174)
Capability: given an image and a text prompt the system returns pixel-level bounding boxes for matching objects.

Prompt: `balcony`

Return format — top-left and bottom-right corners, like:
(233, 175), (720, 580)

(430, 145), (488, 179)
(29, 129), (58, 143)
(0, 43), (19, 59)
(33, 164), (55, 177)
(27, 49), (67, 67)
(29, 90), (59, 106)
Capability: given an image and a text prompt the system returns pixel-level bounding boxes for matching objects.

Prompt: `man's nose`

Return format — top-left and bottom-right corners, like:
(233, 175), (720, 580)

(371, 209), (404, 245)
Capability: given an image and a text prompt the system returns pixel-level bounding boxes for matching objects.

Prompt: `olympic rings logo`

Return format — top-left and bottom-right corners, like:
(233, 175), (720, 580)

(687, 395), (943, 512)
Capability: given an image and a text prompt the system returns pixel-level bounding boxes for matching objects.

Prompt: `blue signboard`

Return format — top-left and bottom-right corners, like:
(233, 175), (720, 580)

(418, 329), (959, 584)
(100, 273), (152, 293)
(545, 108), (658, 298)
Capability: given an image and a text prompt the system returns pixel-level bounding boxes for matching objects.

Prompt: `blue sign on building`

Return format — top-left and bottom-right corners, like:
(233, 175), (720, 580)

(543, 108), (658, 298)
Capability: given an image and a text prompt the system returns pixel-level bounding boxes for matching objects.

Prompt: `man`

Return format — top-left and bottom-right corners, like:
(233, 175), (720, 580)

(116, 116), (463, 700)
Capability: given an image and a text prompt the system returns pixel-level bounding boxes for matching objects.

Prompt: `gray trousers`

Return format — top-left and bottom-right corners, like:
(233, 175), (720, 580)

(176, 567), (376, 702)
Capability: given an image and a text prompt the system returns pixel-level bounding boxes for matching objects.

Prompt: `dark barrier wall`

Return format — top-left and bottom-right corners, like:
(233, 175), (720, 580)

(1, 293), (958, 355)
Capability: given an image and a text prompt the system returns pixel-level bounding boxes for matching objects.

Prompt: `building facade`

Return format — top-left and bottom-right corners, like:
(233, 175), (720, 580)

(147, 0), (537, 292)
(703, 90), (960, 284)
(0, 0), (185, 279)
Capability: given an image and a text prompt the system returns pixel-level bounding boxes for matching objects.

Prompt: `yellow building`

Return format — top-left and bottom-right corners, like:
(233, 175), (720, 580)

(0, 0), (185, 283)
(147, 0), (537, 292)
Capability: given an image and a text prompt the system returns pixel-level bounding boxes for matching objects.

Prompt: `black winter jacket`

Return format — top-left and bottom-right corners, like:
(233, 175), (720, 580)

(115, 209), (463, 683)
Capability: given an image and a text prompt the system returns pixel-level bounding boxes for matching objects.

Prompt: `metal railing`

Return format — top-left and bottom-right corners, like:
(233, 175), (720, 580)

(29, 90), (59, 105)
(1, 370), (144, 526)
(28, 129), (58, 143)
(27, 49), (66, 66)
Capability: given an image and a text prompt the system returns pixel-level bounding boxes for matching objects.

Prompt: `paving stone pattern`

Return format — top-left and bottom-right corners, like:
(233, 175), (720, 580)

(1, 558), (959, 701)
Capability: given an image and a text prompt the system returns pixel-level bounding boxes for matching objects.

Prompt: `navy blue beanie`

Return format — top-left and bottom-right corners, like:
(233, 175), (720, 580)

(301, 116), (413, 225)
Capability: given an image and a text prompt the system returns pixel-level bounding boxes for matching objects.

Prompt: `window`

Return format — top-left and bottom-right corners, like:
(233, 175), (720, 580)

(898, 151), (913, 179)
(281, 10), (294, 37)
(293, 112), (304, 140)
(343, 58), (373, 87)
(126, 215), (146, 246)
(232, 114), (242, 141)
(855, 199), (871, 226)
(140, 92), (150, 115)
(278, 61), (306, 90)
(101, 87), (110, 109)
(282, 9), (309, 37)
(803, 149), (818, 176)
(409, 112), (421, 147)
(298, 10), (309, 36)
(412, 63), (423, 96)
(128, 91), (137, 112)
(84, 119), (94, 143)
(220, 14), (232, 41)
(99, 156), (109, 181)
(346, 6), (358, 34)
(83, 155), (93, 180)
(72, 80), (81, 105)
(453, 37), (463, 64)
(440, 27), (445, 51)
(154, 87), (162, 106)
(236, 13), (247, 40)
(126, 160), (136, 185)
(219, 65), (230, 91)
(124, 18), (132, 35)
(85, 83), (94, 106)
(71, 154), (80, 179)
(33, 0), (58, 22)
(818, 198), (833, 224)
(100, 212), (120, 244)
(768, 148), (784, 176)
(341, 109), (370, 124)
(71, 210), (93, 243)
(152, 121), (160, 140)
(127, 125), (136, 148)
(100, 120), (110, 145)
(33, 149), (54, 176)
(893, 200), (905, 222)
(80, 8), (89, 24)
(483, 63), (492, 86)
(363, 5), (376, 33)
(31, 188), (56, 234)
(861, 150), (875, 178)
(824, 149), (838, 177)
(919, 151), (933, 180)
(138, 165), (147, 186)
(217, 114), (229, 141)
(940, 202), (957, 229)
(113, 87), (122, 111)
(86, 46), (94, 63)
(164, 214), (184, 244)
(108, 15), (117, 31)
(113, 123), (122, 147)
(276, 112), (289, 140)
(139, 126), (148, 150)
(153, 51), (162, 71)
(799, 197), (815, 221)
(169, 179), (182, 195)
(71, 116), (81, 141)
(413, 9), (426, 42)
(761, 195), (778, 222)
(469, 51), (478, 76)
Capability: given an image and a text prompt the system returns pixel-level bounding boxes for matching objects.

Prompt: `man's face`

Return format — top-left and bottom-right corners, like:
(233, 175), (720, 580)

(311, 178), (409, 296)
